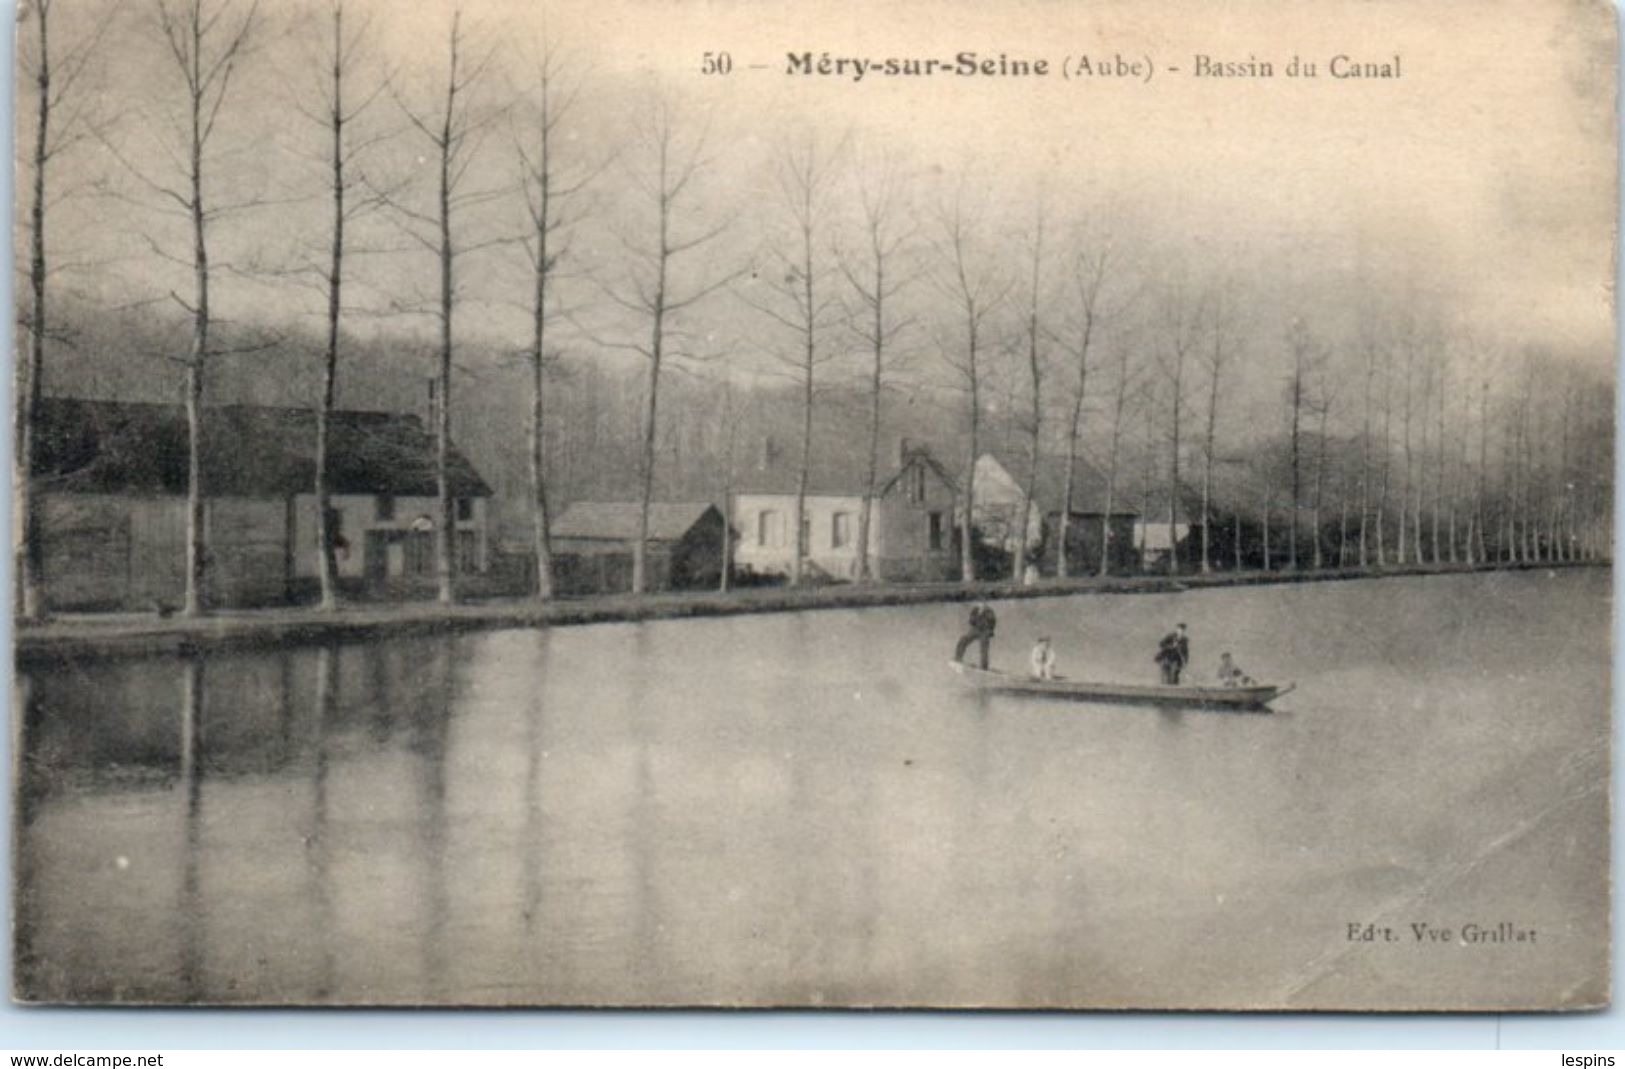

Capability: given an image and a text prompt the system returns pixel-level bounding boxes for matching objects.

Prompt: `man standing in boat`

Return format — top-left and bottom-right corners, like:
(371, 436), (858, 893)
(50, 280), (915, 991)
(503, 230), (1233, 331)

(954, 600), (998, 670)
(1155, 622), (1190, 684)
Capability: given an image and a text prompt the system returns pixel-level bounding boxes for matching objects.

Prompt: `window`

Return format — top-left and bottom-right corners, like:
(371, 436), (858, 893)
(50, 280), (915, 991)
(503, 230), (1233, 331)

(929, 511), (944, 551)
(800, 512), (811, 555)
(832, 512), (853, 549)
(376, 494), (396, 522)
(456, 497), (474, 523)
(909, 465), (926, 504)
(758, 509), (783, 547)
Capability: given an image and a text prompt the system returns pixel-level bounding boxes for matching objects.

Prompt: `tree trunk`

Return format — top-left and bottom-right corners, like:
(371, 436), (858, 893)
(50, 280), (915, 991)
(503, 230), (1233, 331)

(16, 2), (50, 621)
(315, 4), (345, 612)
(1201, 354), (1219, 575)
(183, 35), (210, 618)
(433, 38), (458, 605)
(1100, 367), (1127, 577)
(961, 394), (978, 583)
(1060, 356), (1088, 578)
(857, 296), (882, 583)
(1168, 366), (1183, 576)
(1312, 403), (1328, 569)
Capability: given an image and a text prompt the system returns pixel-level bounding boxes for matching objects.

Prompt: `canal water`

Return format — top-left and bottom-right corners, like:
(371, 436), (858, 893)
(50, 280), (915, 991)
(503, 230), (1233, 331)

(12, 569), (1610, 1008)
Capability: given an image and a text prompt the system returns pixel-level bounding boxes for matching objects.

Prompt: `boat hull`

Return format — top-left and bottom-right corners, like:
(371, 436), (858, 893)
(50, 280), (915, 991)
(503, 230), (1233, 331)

(949, 661), (1287, 709)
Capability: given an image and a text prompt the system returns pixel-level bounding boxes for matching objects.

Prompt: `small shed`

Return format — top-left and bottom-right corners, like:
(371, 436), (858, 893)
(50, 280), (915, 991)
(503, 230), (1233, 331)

(551, 502), (725, 594)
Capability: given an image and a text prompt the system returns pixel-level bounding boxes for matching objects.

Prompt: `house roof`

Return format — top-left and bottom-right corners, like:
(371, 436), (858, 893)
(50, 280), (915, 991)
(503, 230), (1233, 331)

(33, 397), (492, 498)
(981, 448), (1136, 516)
(551, 501), (718, 542)
(734, 444), (958, 498)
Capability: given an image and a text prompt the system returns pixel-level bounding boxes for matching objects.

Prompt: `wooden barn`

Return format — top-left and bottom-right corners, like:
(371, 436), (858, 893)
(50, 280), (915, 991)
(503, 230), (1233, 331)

(550, 501), (726, 594)
(31, 397), (494, 610)
(973, 450), (1140, 577)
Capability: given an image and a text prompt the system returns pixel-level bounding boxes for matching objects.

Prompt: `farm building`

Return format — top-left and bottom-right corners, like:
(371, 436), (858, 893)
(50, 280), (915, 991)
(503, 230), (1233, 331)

(549, 501), (726, 594)
(31, 397), (493, 610)
(731, 439), (959, 582)
(972, 450), (1141, 577)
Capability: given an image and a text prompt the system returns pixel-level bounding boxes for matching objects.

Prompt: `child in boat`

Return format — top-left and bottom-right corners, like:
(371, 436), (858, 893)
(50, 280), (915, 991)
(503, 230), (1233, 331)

(1030, 636), (1057, 680)
(1217, 651), (1254, 688)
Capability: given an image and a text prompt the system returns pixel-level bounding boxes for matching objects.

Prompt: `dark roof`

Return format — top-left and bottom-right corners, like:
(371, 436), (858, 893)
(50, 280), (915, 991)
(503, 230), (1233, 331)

(552, 501), (718, 542)
(33, 397), (491, 498)
(735, 445), (958, 498)
(982, 448), (1134, 515)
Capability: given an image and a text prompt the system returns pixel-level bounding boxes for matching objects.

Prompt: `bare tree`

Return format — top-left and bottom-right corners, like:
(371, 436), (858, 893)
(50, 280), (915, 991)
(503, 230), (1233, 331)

(1012, 205), (1049, 583)
(1309, 363), (1341, 570)
(1376, 337), (1393, 566)
(1156, 279), (1204, 575)
(1396, 331), (1419, 566)
(715, 378), (743, 591)
(1283, 319), (1322, 571)
(1357, 335), (1378, 567)
(289, 0), (392, 611)
(1099, 328), (1139, 576)
(1054, 239), (1112, 578)
(1195, 285), (1236, 574)
(515, 42), (590, 601)
(131, 0), (264, 616)
(747, 133), (843, 586)
(389, 10), (501, 604)
(932, 184), (1006, 583)
(838, 147), (914, 584)
(15, 0), (112, 619)
(600, 99), (731, 595)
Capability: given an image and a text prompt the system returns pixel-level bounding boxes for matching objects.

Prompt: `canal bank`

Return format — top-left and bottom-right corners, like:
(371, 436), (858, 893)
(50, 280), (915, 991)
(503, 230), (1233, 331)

(13, 559), (1605, 665)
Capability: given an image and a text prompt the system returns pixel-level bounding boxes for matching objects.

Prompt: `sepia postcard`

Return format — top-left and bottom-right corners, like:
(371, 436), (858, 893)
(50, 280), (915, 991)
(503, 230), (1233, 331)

(9, 0), (1616, 1010)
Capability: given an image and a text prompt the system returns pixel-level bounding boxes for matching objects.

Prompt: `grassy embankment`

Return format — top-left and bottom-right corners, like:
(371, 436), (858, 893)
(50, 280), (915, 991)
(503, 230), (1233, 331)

(13, 559), (1603, 664)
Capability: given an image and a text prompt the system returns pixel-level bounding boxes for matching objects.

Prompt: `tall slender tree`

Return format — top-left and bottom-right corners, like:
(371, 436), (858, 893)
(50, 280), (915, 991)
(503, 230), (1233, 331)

(1157, 280), (1204, 575)
(748, 134), (842, 586)
(932, 185), (1006, 583)
(601, 99), (731, 594)
(390, 10), (500, 604)
(839, 148), (913, 584)
(1054, 238), (1112, 578)
(1012, 206), (1048, 583)
(1099, 329), (1138, 577)
(516, 42), (590, 601)
(16, 0), (111, 620)
(1283, 319), (1320, 571)
(296, 0), (390, 611)
(1195, 286), (1235, 574)
(154, 0), (262, 616)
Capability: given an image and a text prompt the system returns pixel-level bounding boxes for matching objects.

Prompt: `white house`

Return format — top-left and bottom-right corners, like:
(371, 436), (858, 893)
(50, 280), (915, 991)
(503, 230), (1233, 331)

(731, 440), (959, 582)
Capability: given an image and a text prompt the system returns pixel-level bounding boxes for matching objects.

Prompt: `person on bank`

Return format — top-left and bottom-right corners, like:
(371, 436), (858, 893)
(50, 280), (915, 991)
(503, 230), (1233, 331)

(953, 600), (998, 669)
(1030, 636), (1057, 680)
(1217, 651), (1254, 688)
(1154, 622), (1190, 684)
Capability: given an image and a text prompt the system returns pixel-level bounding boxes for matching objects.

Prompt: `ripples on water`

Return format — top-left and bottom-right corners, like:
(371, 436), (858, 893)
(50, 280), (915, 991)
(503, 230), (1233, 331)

(12, 569), (1610, 1008)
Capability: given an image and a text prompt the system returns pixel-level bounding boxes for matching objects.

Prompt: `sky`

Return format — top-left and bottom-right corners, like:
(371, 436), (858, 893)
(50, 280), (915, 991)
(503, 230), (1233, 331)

(15, 0), (1619, 418)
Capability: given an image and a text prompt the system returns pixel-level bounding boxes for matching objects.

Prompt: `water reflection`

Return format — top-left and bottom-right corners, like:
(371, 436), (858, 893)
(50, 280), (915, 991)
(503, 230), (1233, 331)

(12, 570), (1613, 1008)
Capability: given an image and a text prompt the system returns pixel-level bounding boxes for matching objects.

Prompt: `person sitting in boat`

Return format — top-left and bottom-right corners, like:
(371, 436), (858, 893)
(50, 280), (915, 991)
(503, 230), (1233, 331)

(1030, 636), (1057, 680)
(1217, 651), (1254, 688)
(1154, 622), (1190, 684)
(953, 601), (998, 670)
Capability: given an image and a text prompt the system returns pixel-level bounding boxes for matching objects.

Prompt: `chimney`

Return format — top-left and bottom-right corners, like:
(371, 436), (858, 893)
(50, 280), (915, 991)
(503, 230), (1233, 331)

(898, 437), (915, 465)
(760, 435), (781, 470)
